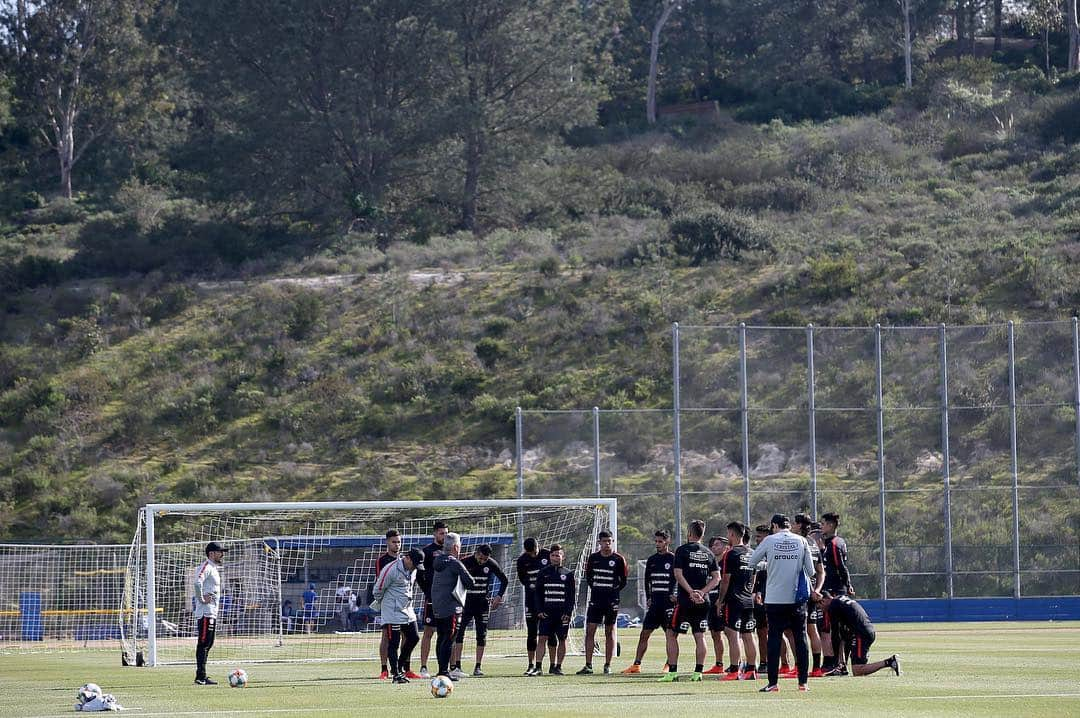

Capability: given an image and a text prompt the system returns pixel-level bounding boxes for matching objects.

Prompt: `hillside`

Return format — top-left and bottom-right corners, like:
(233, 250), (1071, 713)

(1, 63), (1079, 566)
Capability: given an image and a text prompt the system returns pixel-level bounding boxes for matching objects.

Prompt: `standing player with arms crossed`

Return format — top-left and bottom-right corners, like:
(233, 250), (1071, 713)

(623, 530), (675, 674)
(659, 520), (720, 683)
(532, 544), (576, 676)
(451, 544), (509, 677)
(578, 530), (628, 675)
(375, 529), (402, 679)
(417, 520), (448, 679)
(518, 537), (554, 676)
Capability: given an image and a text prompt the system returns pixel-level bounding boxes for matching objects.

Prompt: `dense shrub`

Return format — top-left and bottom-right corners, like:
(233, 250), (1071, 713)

(1028, 93), (1080, 144)
(735, 79), (893, 124)
(808, 255), (859, 299)
(668, 208), (771, 265)
(726, 178), (819, 212)
(474, 338), (510, 369)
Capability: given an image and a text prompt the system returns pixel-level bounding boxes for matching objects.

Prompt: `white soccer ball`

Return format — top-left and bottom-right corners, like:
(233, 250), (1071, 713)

(77, 683), (102, 703)
(228, 669), (248, 688)
(430, 675), (453, 698)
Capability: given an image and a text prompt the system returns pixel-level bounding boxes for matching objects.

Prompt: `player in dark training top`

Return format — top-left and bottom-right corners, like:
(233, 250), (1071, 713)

(717, 521), (758, 680)
(819, 592), (899, 677)
(659, 520), (720, 683)
(532, 544), (576, 676)
(703, 535), (728, 674)
(452, 544), (508, 677)
(820, 512), (854, 673)
(517, 538), (555, 675)
(795, 514), (827, 677)
(578, 531), (628, 675)
(417, 520), (447, 678)
(623, 530), (676, 673)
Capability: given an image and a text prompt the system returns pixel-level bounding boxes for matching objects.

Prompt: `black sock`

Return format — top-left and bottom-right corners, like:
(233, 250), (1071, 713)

(727, 664), (739, 672)
(694, 663), (704, 673)
(381, 663), (388, 672)
(634, 659), (642, 665)
(715, 661), (723, 667)
(475, 662), (481, 671)
(669, 663), (678, 673)
(813, 653), (821, 671)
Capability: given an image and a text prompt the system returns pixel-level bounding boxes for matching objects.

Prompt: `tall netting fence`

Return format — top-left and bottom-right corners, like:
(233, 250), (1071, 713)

(0, 543), (131, 654)
(120, 501), (612, 665)
(518, 320), (1080, 603)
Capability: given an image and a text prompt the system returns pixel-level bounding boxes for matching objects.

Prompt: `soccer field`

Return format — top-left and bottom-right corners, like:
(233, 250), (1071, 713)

(4, 622), (1079, 718)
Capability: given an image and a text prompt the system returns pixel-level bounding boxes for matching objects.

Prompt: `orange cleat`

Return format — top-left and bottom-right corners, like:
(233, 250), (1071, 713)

(703, 665), (724, 675)
(621, 664), (641, 674)
(720, 671), (741, 681)
(798, 683), (810, 692)
(404, 671), (422, 680)
(780, 667), (799, 679)
(809, 668), (825, 678)
(378, 670), (388, 680)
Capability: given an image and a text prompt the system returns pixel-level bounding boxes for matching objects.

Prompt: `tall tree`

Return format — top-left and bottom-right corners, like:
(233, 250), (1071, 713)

(647, 0), (682, 124)
(1068, 0), (1079, 73)
(1024, 0), (1063, 75)
(1, 0), (157, 198)
(442, 1), (601, 229)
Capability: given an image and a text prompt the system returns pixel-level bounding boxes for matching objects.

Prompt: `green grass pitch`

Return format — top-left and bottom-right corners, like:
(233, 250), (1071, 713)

(3, 622), (1078, 717)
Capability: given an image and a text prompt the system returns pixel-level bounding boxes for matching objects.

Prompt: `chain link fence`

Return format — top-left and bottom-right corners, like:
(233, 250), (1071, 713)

(516, 320), (1080, 603)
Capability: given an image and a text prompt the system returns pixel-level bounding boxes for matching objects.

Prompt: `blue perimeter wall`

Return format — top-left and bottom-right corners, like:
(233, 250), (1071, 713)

(861, 597), (1080, 622)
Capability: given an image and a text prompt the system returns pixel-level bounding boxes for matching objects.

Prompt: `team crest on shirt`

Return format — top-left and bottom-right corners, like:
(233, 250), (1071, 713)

(483, 567), (490, 574)
(665, 563), (671, 570)
(609, 560), (615, 567)
(542, 559), (548, 565)
(560, 574), (566, 580)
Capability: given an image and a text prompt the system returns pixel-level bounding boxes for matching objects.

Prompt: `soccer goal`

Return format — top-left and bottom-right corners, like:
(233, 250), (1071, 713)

(121, 499), (617, 666)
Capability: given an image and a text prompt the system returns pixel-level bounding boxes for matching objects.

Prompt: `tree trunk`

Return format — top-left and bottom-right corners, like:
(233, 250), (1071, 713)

(1045, 26), (1052, 77)
(993, 0), (1003, 52)
(647, 0), (678, 125)
(1068, 0), (1080, 73)
(903, 0), (913, 89)
(461, 129), (481, 231)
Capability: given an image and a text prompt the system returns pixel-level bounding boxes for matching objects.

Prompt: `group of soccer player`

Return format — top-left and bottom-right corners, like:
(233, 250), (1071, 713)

(371, 511), (899, 690)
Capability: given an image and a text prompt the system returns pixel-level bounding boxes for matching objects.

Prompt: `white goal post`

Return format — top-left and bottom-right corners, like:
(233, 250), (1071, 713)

(122, 499), (617, 667)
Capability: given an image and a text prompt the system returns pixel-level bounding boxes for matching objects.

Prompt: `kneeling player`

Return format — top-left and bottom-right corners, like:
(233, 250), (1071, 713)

(533, 544), (575, 676)
(819, 592), (899, 677)
(623, 530), (676, 673)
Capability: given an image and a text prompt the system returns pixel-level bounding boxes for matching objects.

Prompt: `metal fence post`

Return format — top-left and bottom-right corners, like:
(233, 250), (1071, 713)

(807, 324), (818, 518)
(740, 323), (751, 526)
(875, 324), (887, 600)
(593, 407), (601, 497)
(673, 322), (683, 535)
(939, 324), (955, 599)
(1074, 317), (1080, 487)
(1007, 321), (1021, 599)
(516, 406), (524, 549)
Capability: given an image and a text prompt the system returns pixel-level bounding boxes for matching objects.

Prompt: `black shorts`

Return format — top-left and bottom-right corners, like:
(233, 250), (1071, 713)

(671, 601), (709, 635)
(765, 602), (808, 637)
(455, 604), (489, 645)
(586, 602), (618, 626)
(708, 600), (725, 632)
(848, 631), (875, 665)
(721, 602), (757, 634)
(753, 603), (767, 628)
(538, 615), (570, 641)
(423, 598), (434, 626)
(643, 600), (674, 631)
(808, 602), (823, 624)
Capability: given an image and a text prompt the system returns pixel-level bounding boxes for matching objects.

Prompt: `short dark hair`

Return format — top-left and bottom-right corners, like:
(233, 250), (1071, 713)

(755, 524), (770, 534)
(433, 520), (448, 531)
(523, 537), (538, 552)
(654, 529), (670, 540)
(821, 512), (840, 525)
(708, 535), (728, 548)
(794, 513), (811, 526)
(549, 543), (563, 553)
(598, 530), (612, 540)
(688, 520), (706, 539)
(385, 529), (399, 539)
(475, 543), (492, 556)
(726, 521), (746, 538)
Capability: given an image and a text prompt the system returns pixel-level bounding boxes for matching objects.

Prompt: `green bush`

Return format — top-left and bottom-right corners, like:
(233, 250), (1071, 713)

(808, 255), (858, 299)
(735, 79), (893, 124)
(727, 178), (819, 213)
(474, 338), (510, 369)
(668, 208), (771, 265)
(286, 291), (325, 340)
(1028, 93), (1080, 144)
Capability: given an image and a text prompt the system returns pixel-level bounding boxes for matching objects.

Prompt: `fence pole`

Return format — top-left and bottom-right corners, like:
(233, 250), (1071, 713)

(593, 406), (601, 498)
(673, 322), (683, 535)
(515, 406), (524, 549)
(939, 324), (955, 599)
(1007, 321), (1021, 599)
(875, 324), (887, 600)
(1074, 317), (1080, 487)
(807, 324), (818, 518)
(740, 323), (751, 526)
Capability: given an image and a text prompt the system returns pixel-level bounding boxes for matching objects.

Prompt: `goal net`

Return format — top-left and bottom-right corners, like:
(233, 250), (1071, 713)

(121, 499), (616, 666)
(0, 543), (130, 654)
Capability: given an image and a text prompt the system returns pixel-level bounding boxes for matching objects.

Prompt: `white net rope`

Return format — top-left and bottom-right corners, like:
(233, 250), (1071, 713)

(0, 544), (130, 653)
(123, 502), (611, 665)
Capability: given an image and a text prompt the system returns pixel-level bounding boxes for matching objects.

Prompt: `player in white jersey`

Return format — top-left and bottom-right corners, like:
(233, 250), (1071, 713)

(194, 541), (227, 685)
